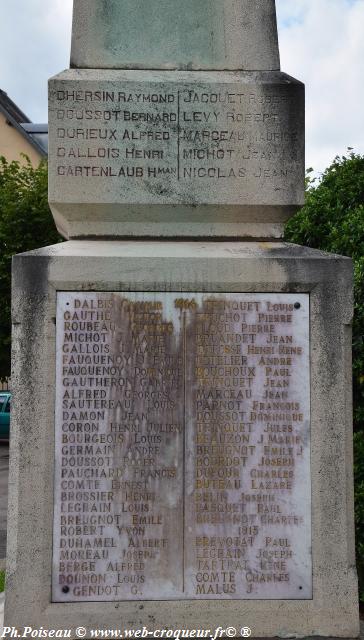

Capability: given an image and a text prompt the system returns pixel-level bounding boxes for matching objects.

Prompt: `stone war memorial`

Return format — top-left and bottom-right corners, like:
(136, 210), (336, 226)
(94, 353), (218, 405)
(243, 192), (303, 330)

(5, 0), (360, 637)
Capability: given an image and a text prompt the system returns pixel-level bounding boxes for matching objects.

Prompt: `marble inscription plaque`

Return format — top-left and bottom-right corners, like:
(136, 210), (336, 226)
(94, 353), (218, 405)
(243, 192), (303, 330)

(53, 292), (311, 602)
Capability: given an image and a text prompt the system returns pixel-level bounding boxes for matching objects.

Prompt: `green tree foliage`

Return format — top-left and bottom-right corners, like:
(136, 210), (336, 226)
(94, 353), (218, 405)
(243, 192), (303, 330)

(285, 151), (364, 601)
(0, 569), (5, 593)
(286, 152), (364, 430)
(0, 156), (61, 379)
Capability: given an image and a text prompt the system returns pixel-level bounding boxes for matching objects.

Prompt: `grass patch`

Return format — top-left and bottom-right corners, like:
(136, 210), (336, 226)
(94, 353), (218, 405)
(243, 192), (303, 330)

(0, 570), (5, 592)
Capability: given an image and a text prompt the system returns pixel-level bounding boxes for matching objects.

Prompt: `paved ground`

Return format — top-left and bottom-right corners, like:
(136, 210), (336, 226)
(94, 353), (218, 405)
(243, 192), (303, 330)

(0, 443), (9, 560)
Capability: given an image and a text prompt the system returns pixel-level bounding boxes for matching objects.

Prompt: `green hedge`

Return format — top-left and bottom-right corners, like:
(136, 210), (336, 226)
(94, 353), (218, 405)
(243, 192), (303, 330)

(0, 570), (5, 593)
(0, 156), (61, 379)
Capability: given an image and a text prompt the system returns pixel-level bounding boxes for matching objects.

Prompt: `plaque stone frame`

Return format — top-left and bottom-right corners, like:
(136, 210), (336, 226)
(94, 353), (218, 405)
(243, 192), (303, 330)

(6, 241), (358, 638)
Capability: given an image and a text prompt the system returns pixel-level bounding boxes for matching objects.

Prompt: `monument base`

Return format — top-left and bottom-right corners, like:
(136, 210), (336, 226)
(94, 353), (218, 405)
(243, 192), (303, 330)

(6, 241), (359, 638)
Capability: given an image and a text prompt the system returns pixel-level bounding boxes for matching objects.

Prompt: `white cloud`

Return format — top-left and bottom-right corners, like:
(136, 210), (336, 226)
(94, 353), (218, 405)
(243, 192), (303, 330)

(277, 0), (364, 172)
(0, 0), (363, 172)
(0, 0), (72, 121)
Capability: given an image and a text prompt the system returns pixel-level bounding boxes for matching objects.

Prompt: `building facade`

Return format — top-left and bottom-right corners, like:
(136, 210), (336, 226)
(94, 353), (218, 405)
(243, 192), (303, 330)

(0, 90), (47, 165)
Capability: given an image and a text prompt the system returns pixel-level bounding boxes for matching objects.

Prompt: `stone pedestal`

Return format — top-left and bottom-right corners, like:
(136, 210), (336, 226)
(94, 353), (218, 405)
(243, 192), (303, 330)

(5, 241), (359, 638)
(5, 0), (360, 635)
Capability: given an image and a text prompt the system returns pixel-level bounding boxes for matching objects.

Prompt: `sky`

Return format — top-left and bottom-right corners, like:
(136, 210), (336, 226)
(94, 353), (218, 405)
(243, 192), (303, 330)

(0, 0), (363, 173)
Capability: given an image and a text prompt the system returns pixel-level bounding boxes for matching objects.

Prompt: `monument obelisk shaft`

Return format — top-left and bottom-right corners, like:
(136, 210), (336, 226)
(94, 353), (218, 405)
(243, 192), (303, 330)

(71, 0), (280, 71)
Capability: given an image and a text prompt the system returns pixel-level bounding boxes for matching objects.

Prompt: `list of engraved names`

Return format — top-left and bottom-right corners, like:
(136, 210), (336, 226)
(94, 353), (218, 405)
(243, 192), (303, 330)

(53, 292), (311, 602)
(49, 82), (302, 204)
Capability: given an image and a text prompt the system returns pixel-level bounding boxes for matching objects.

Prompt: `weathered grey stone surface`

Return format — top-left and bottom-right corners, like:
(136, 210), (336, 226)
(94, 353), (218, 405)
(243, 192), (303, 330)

(70, 0), (280, 71)
(48, 69), (304, 239)
(5, 241), (359, 637)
